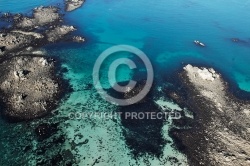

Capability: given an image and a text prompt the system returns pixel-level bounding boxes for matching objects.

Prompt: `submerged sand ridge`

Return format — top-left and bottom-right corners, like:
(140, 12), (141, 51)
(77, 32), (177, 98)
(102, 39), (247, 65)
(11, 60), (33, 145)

(168, 64), (250, 166)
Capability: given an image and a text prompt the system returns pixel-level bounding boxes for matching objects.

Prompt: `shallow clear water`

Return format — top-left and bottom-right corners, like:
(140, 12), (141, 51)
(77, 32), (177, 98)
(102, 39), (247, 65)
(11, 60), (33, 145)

(1, 0), (250, 165)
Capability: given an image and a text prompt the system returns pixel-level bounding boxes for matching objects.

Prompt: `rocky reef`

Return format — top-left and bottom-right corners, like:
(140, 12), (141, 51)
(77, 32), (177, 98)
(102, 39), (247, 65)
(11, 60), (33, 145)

(15, 6), (61, 30)
(0, 56), (66, 121)
(0, 5), (83, 121)
(167, 64), (250, 166)
(0, 6), (84, 57)
(0, 31), (38, 55)
(0, 2), (86, 165)
(65, 0), (85, 12)
(46, 25), (76, 42)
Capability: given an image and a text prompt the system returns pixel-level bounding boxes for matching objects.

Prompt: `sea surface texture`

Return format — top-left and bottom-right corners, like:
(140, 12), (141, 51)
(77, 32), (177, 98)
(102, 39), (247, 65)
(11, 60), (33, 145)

(0, 0), (250, 165)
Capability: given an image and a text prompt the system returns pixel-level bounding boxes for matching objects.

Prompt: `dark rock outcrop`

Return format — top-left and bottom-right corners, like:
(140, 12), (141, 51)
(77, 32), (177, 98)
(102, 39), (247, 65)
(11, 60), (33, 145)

(0, 56), (66, 121)
(167, 65), (250, 166)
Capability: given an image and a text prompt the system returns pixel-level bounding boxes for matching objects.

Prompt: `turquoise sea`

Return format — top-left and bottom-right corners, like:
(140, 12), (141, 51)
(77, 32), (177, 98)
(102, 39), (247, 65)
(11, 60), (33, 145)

(1, 0), (250, 90)
(0, 0), (250, 165)
(58, 0), (250, 92)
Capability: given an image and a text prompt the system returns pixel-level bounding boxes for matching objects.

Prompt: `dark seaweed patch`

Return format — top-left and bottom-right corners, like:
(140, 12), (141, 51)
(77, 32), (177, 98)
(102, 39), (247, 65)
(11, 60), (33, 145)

(107, 80), (166, 158)
(120, 101), (166, 158)
(35, 123), (59, 141)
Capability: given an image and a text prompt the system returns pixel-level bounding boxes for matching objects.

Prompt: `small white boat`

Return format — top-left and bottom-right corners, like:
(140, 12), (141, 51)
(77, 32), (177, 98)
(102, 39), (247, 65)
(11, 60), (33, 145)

(194, 40), (205, 47)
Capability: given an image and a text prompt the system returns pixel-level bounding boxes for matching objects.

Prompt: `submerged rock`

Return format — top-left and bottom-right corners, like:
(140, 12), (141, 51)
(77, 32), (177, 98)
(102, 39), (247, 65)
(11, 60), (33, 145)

(108, 80), (167, 158)
(35, 123), (59, 141)
(72, 35), (85, 43)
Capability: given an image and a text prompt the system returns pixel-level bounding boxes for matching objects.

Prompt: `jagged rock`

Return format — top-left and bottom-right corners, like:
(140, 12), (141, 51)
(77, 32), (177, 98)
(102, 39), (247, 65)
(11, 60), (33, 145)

(46, 25), (76, 42)
(184, 64), (219, 82)
(0, 6), (82, 57)
(73, 36), (85, 42)
(169, 64), (250, 166)
(65, 0), (85, 12)
(16, 6), (60, 29)
(38, 57), (49, 66)
(0, 56), (65, 121)
(0, 32), (35, 54)
(13, 70), (30, 80)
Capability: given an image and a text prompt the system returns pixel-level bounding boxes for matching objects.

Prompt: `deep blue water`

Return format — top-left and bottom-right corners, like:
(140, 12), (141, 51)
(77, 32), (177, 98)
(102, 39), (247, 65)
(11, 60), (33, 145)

(0, 0), (250, 164)
(0, 0), (62, 13)
(53, 0), (250, 91)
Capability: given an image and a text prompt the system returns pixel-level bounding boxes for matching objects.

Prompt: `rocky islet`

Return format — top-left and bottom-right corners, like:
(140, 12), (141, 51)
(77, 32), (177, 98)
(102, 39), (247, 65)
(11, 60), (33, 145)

(167, 64), (250, 166)
(0, 56), (63, 121)
(0, 5), (84, 121)
(65, 0), (85, 12)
